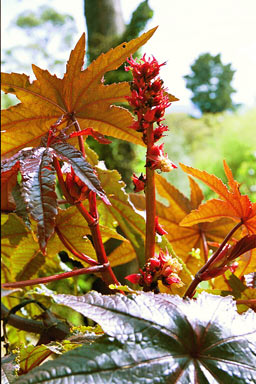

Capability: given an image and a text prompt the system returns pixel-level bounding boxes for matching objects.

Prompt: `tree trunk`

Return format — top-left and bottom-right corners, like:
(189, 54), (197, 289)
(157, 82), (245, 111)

(84, 0), (125, 62)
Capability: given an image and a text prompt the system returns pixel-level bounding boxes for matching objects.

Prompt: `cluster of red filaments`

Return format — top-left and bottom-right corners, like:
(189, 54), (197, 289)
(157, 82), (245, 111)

(125, 54), (177, 190)
(125, 250), (183, 292)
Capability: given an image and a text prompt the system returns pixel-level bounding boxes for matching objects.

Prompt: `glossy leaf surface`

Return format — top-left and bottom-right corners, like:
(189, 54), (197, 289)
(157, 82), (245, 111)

(16, 292), (256, 384)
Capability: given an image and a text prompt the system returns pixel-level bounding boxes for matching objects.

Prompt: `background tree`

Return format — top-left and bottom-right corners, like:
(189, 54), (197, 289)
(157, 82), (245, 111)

(184, 53), (237, 114)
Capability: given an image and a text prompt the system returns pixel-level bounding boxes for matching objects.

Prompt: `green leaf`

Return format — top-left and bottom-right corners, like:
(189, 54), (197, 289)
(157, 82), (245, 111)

(51, 140), (109, 204)
(20, 148), (57, 252)
(16, 292), (256, 384)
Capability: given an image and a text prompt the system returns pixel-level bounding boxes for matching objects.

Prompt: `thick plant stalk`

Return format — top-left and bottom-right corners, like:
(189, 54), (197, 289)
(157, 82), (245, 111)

(184, 220), (243, 298)
(145, 123), (156, 261)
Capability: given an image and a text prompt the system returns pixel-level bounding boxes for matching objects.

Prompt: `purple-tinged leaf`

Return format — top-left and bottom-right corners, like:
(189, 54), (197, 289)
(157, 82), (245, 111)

(50, 140), (110, 204)
(20, 148), (57, 252)
(15, 292), (256, 384)
(1, 148), (34, 212)
(12, 183), (31, 228)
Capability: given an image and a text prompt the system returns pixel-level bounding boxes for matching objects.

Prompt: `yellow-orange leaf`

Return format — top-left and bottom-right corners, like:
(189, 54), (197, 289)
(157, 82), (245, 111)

(180, 162), (256, 233)
(130, 175), (237, 275)
(181, 199), (238, 226)
(189, 176), (204, 210)
(1, 28), (157, 158)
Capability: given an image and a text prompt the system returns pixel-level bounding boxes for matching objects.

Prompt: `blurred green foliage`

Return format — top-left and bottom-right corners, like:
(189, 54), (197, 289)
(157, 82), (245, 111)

(159, 108), (256, 201)
(2, 6), (77, 75)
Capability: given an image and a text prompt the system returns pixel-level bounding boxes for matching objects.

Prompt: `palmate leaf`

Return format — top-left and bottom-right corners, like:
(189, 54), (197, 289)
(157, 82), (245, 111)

(16, 292), (256, 384)
(1, 28), (157, 159)
(180, 161), (256, 234)
(19, 147), (58, 252)
(130, 174), (238, 275)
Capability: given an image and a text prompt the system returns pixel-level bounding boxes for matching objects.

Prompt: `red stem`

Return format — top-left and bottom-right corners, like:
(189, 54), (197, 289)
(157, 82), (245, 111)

(53, 157), (73, 204)
(236, 299), (256, 306)
(91, 222), (119, 284)
(55, 226), (99, 266)
(71, 117), (120, 288)
(201, 230), (209, 263)
(1, 264), (108, 288)
(184, 220), (243, 299)
(145, 123), (156, 261)
(71, 114), (86, 158)
(89, 191), (97, 218)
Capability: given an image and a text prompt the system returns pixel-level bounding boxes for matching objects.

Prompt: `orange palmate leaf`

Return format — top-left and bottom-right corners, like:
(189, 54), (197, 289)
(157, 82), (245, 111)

(1, 28), (157, 159)
(180, 161), (256, 234)
(130, 174), (237, 275)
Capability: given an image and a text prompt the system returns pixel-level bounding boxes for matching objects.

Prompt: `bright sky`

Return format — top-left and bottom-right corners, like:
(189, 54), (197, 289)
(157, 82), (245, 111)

(2, 0), (256, 113)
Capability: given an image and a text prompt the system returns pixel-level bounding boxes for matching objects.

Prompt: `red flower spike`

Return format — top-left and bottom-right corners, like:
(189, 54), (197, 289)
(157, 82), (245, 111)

(153, 125), (169, 142)
(126, 250), (183, 290)
(126, 54), (166, 83)
(155, 216), (168, 236)
(132, 173), (146, 192)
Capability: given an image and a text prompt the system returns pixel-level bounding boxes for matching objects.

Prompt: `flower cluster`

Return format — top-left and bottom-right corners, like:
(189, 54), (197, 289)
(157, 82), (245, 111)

(65, 167), (89, 202)
(125, 250), (183, 292)
(125, 54), (177, 173)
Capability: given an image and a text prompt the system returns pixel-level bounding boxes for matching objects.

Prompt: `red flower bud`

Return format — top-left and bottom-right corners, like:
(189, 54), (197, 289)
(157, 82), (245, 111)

(144, 274), (153, 285)
(164, 274), (182, 286)
(65, 168), (90, 202)
(132, 173), (146, 192)
(149, 257), (161, 270)
(125, 274), (141, 284)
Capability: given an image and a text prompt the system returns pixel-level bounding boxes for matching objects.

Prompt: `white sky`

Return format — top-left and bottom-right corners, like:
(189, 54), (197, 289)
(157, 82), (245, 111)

(2, 0), (256, 112)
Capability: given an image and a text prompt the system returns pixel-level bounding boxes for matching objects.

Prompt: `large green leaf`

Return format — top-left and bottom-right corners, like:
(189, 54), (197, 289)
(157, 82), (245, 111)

(16, 292), (256, 384)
